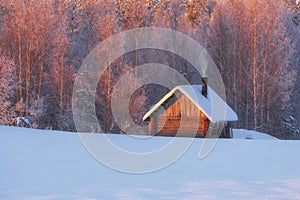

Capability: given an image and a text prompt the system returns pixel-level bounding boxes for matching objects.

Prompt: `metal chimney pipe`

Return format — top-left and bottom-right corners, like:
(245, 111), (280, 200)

(202, 76), (208, 98)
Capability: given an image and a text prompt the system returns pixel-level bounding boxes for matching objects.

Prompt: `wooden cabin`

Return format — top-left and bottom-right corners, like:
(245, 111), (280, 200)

(143, 78), (238, 138)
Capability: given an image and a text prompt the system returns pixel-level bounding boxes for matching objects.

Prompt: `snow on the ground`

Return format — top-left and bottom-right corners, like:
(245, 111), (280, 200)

(232, 129), (278, 140)
(1, 126), (300, 200)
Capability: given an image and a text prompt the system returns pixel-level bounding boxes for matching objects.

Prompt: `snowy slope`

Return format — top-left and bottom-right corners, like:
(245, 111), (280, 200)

(1, 126), (300, 200)
(232, 129), (278, 140)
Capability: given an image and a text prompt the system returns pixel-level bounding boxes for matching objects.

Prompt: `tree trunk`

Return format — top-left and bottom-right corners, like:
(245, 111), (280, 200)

(18, 30), (23, 116)
(261, 39), (268, 130)
(252, 2), (258, 130)
(25, 39), (31, 116)
(38, 0), (47, 98)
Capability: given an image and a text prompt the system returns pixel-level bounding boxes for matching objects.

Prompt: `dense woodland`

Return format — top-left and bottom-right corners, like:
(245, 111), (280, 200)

(0, 0), (300, 139)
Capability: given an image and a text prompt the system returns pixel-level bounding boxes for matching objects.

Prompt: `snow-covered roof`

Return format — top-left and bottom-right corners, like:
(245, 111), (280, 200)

(143, 85), (238, 123)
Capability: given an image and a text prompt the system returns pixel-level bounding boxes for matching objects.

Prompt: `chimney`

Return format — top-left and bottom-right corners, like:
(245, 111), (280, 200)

(202, 76), (208, 98)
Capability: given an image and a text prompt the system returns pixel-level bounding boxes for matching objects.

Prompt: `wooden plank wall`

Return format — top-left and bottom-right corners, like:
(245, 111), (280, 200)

(149, 95), (209, 137)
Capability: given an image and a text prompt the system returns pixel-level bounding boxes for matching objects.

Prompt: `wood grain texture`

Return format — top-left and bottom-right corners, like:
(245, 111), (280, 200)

(149, 95), (209, 137)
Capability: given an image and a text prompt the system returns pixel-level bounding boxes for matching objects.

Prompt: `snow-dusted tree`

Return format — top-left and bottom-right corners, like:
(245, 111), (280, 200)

(284, 1), (300, 137)
(0, 55), (17, 125)
(182, 0), (216, 43)
(52, 29), (76, 131)
(208, 0), (296, 137)
(1, 1), (54, 115)
(152, 0), (185, 30)
(0, 0), (297, 138)
(78, 0), (102, 52)
(0, 0), (75, 129)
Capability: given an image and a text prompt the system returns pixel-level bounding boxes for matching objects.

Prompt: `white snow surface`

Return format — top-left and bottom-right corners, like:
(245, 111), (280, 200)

(1, 126), (300, 200)
(232, 129), (278, 140)
(143, 85), (238, 123)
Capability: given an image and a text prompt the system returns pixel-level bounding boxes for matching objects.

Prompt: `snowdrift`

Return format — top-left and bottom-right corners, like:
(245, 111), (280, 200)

(0, 126), (299, 200)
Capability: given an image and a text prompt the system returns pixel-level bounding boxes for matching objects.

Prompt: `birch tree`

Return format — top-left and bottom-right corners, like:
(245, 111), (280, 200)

(0, 55), (17, 125)
(208, 0), (296, 136)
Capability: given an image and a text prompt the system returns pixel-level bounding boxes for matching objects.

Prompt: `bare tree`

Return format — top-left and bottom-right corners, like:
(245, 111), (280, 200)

(208, 0), (296, 137)
(0, 55), (17, 125)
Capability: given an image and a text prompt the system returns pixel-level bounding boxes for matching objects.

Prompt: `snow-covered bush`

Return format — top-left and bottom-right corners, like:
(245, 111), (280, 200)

(9, 116), (33, 128)
(283, 115), (300, 135)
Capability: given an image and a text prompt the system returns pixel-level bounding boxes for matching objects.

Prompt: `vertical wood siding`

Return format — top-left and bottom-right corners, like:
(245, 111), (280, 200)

(149, 95), (209, 137)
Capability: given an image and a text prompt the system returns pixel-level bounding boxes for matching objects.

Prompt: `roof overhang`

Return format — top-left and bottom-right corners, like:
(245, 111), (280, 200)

(143, 85), (238, 123)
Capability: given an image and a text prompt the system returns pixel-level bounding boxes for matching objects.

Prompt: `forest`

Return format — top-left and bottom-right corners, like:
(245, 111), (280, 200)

(0, 0), (299, 139)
